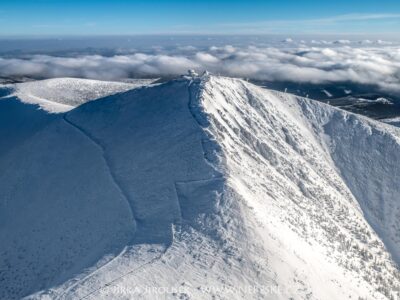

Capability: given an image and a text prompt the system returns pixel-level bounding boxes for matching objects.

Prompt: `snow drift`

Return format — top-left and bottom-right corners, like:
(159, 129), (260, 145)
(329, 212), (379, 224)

(0, 75), (399, 300)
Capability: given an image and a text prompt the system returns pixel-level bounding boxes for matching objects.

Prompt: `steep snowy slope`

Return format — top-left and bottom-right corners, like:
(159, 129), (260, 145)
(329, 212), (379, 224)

(0, 97), (57, 158)
(293, 97), (400, 265)
(1, 75), (399, 300)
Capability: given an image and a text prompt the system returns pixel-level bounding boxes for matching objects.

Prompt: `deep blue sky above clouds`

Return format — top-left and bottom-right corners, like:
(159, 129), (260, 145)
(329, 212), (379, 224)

(0, 0), (400, 36)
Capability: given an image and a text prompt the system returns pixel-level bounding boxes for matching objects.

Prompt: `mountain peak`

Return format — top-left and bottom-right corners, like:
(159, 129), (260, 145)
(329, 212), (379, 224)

(1, 76), (399, 299)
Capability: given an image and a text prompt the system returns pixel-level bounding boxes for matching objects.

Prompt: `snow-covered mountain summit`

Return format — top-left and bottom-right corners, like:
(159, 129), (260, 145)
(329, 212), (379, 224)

(1, 75), (399, 299)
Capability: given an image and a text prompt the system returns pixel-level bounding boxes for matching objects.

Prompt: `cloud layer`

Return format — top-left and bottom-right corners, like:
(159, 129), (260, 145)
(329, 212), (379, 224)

(1, 42), (400, 93)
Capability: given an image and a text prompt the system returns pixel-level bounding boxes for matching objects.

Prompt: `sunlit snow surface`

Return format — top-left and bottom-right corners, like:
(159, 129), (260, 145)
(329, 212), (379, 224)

(0, 78), (157, 112)
(0, 76), (399, 300)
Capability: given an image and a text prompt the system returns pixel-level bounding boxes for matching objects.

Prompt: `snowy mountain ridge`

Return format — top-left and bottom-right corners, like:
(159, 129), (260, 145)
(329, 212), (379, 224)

(0, 75), (399, 299)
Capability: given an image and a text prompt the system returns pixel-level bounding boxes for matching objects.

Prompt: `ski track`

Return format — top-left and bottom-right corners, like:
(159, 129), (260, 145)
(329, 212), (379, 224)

(75, 248), (168, 300)
(54, 247), (128, 300)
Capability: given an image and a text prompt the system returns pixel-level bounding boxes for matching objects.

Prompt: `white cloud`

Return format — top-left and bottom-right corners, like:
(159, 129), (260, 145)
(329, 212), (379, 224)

(282, 38), (293, 43)
(195, 52), (219, 64)
(1, 43), (400, 93)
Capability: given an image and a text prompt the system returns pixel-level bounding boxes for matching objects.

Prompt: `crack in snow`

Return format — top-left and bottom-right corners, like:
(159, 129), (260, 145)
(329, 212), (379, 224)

(56, 114), (140, 300)
(62, 114), (138, 232)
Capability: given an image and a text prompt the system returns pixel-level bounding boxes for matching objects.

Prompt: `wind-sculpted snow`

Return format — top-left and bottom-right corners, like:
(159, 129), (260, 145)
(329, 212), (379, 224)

(302, 105), (400, 264)
(1, 75), (399, 299)
(195, 76), (400, 299)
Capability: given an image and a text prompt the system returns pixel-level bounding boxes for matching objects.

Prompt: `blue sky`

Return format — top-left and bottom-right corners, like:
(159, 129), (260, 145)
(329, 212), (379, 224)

(1, 0), (400, 36)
